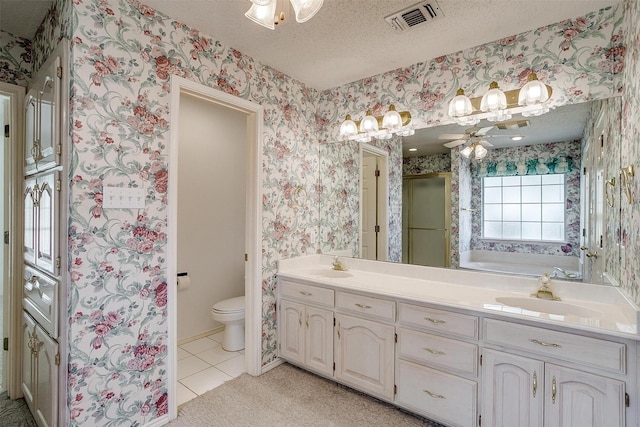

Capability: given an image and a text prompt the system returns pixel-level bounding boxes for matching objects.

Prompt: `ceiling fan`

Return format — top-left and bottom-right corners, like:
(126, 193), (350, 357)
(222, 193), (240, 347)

(439, 126), (496, 148)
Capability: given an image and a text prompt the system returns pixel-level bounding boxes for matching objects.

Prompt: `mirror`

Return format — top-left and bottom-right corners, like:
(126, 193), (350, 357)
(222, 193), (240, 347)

(319, 100), (623, 285)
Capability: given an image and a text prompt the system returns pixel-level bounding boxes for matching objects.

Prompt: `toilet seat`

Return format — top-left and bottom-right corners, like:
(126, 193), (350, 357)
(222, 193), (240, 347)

(212, 296), (245, 313)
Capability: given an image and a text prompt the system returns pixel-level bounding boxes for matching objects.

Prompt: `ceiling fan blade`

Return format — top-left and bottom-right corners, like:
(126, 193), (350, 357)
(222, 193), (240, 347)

(478, 140), (494, 147)
(439, 133), (466, 140)
(443, 139), (466, 148)
(476, 126), (494, 136)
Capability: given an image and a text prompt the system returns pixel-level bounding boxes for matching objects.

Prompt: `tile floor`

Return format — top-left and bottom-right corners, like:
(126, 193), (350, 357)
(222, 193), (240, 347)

(177, 331), (245, 406)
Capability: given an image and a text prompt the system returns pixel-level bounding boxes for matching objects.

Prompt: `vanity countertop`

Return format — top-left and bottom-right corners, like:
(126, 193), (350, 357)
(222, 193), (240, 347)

(277, 255), (640, 340)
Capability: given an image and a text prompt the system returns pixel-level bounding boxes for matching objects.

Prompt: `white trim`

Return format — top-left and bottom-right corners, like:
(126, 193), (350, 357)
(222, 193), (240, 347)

(0, 82), (25, 399)
(167, 76), (263, 421)
(260, 357), (285, 373)
(359, 143), (389, 261)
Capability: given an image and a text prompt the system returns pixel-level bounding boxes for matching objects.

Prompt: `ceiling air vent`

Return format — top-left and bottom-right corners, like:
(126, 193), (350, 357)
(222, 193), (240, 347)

(385, 1), (442, 33)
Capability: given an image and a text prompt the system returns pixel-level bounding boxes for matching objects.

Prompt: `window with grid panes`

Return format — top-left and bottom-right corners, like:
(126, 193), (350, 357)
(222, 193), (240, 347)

(482, 174), (565, 242)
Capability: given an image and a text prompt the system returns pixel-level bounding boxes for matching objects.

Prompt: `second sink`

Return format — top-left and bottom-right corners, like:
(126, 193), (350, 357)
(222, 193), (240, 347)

(495, 296), (603, 318)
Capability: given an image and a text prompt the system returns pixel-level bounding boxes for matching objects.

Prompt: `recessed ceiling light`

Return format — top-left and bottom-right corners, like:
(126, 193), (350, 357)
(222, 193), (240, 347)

(511, 136), (523, 141)
(408, 148), (417, 152)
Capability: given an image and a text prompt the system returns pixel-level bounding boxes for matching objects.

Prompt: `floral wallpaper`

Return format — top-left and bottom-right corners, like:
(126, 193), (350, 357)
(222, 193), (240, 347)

(317, 4), (624, 271)
(620, 0), (640, 304)
(403, 153), (451, 176)
(1, 0), (638, 425)
(469, 141), (581, 257)
(0, 30), (32, 86)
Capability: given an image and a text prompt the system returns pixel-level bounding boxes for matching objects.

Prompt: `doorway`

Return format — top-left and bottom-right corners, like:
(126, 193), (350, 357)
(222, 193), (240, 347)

(402, 173), (451, 267)
(0, 82), (25, 398)
(167, 77), (263, 419)
(360, 144), (388, 261)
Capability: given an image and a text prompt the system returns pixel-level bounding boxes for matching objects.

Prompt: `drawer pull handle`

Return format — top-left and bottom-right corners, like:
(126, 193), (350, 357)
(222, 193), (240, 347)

(355, 303), (372, 309)
(336, 322), (341, 339)
(423, 347), (445, 355)
(299, 291), (312, 296)
(532, 371), (537, 397)
(529, 339), (561, 348)
(423, 389), (446, 399)
(424, 317), (446, 324)
(551, 376), (557, 404)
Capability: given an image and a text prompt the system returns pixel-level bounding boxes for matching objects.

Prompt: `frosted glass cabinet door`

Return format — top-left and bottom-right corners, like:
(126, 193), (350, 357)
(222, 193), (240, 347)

(411, 177), (446, 229)
(35, 170), (60, 276)
(23, 176), (37, 265)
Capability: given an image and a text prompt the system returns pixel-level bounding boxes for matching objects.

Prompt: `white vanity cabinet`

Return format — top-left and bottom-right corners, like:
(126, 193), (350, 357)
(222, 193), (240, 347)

(278, 281), (334, 377)
(482, 319), (627, 427)
(395, 303), (479, 427)
(22, 312), (59, 427)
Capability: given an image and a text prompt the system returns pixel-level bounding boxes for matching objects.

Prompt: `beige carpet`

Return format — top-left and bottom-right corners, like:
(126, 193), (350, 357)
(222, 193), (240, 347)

(168, 363), (444, 427)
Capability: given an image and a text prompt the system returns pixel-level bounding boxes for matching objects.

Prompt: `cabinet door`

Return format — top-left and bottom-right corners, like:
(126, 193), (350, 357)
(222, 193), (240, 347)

(278, 300), (305, 365)
(24, 56), (60, 173)
(545, 364), (624, 427)
(35, 170), (60, 276)
(482, 349), (544, 427)
(24, 177), (38, 265)
(334, 314), (395, 400)
(34, 324), (59, 427)
(305, 306), (333, 376)
(22, 312), (37, 410)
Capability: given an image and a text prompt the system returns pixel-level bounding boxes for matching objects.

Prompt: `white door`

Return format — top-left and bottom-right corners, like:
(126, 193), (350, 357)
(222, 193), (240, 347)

(545, 364), (624, 427)
(334, 313), (395, 400)
(481, 349), (544, 427)
(361, 154), (378, 260)
(304, 306), (333, 376)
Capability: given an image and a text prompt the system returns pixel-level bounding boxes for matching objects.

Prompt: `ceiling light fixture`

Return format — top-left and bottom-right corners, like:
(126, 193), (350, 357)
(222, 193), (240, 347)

(448, 73), (552, 125)
(408, 148), (418, 152)
(245, 0), (324, 30)
(459, 140), (490, 160)
(339, 105), (414, 142)
(511, 136), (524, 141)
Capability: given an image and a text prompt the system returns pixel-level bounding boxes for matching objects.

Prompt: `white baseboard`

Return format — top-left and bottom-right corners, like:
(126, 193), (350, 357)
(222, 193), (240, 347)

(143, 414), (170, 427)
(177, 326), (224, 346)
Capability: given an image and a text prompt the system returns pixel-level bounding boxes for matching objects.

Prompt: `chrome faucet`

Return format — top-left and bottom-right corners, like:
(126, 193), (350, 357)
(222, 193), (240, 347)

(531, 273), (560, 300)
(332, 256), (348, 271)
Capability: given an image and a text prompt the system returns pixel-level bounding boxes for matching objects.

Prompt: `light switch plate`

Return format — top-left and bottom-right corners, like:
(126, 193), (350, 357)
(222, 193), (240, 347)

(103, 187), (146, 209)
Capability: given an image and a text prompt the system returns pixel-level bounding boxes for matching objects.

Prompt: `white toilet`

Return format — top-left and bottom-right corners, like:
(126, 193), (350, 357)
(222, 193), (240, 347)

(211, 296), (246, 351)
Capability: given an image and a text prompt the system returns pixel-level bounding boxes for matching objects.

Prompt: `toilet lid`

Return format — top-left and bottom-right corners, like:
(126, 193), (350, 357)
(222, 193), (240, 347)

(213, 296), (245, 313)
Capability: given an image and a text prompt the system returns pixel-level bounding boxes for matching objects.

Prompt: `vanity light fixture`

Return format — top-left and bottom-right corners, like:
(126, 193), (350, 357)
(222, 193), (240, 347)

(339, 105), (413, 142)
(245, 0), (323, 30)
(448, 73), (552, 125)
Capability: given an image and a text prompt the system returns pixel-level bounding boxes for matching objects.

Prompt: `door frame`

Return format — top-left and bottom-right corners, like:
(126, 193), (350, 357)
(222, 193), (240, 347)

(0, 82), (25, 398)
(167, 76), (263, 418)
(359, 143), (388, 261)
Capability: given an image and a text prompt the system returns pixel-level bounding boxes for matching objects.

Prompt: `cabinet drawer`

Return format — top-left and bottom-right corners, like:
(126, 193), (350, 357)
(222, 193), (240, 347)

(397, 328), (478, 376)
(336, 291), (395, 321)
(483, 319), (626, 374)
(23, 265), (58, 338)
(279, 280), (334, 307)
(396, 359), (477, 427)
(398, 303), (478, 339)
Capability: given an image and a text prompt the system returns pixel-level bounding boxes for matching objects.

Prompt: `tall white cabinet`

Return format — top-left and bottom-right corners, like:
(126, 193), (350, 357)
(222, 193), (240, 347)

(21, 39), (68, 427)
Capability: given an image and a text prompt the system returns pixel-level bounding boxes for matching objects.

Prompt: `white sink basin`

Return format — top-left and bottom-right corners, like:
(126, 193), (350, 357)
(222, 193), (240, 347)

(305, 269), (353, 279)
(495, 296), (603, 318)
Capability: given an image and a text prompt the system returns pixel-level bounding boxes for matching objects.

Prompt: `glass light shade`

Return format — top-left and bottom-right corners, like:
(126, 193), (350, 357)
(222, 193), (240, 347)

(475, 144), (488, 159)
(357, 135), (371, 143)
(377, 132), (393, 140)
(359, 110), (379, 134)
(382, 105), (402, 131)
(460, 145), (474, 158)
(518, 73), (550, 106)
(339, 114), (358, 138)
(290, 0), (324, 22)
(480, 82), (507, 112)
(396, 128), (415, 137)
(245, 2), (276, 29)
(522, 104), (549, 117)
(250, 0), (273, 5)
(486, 111), (512, 123)
(455, 116), (480, 126)
(448, 88), (473, 118)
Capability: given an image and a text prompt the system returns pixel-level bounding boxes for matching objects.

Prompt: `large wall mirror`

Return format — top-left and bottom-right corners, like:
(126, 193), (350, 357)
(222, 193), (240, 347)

(319, 98), (623, 286)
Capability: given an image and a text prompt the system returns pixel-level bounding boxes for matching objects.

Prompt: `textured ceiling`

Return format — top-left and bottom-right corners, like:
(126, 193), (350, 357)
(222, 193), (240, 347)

(0, 0), (52, 39)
